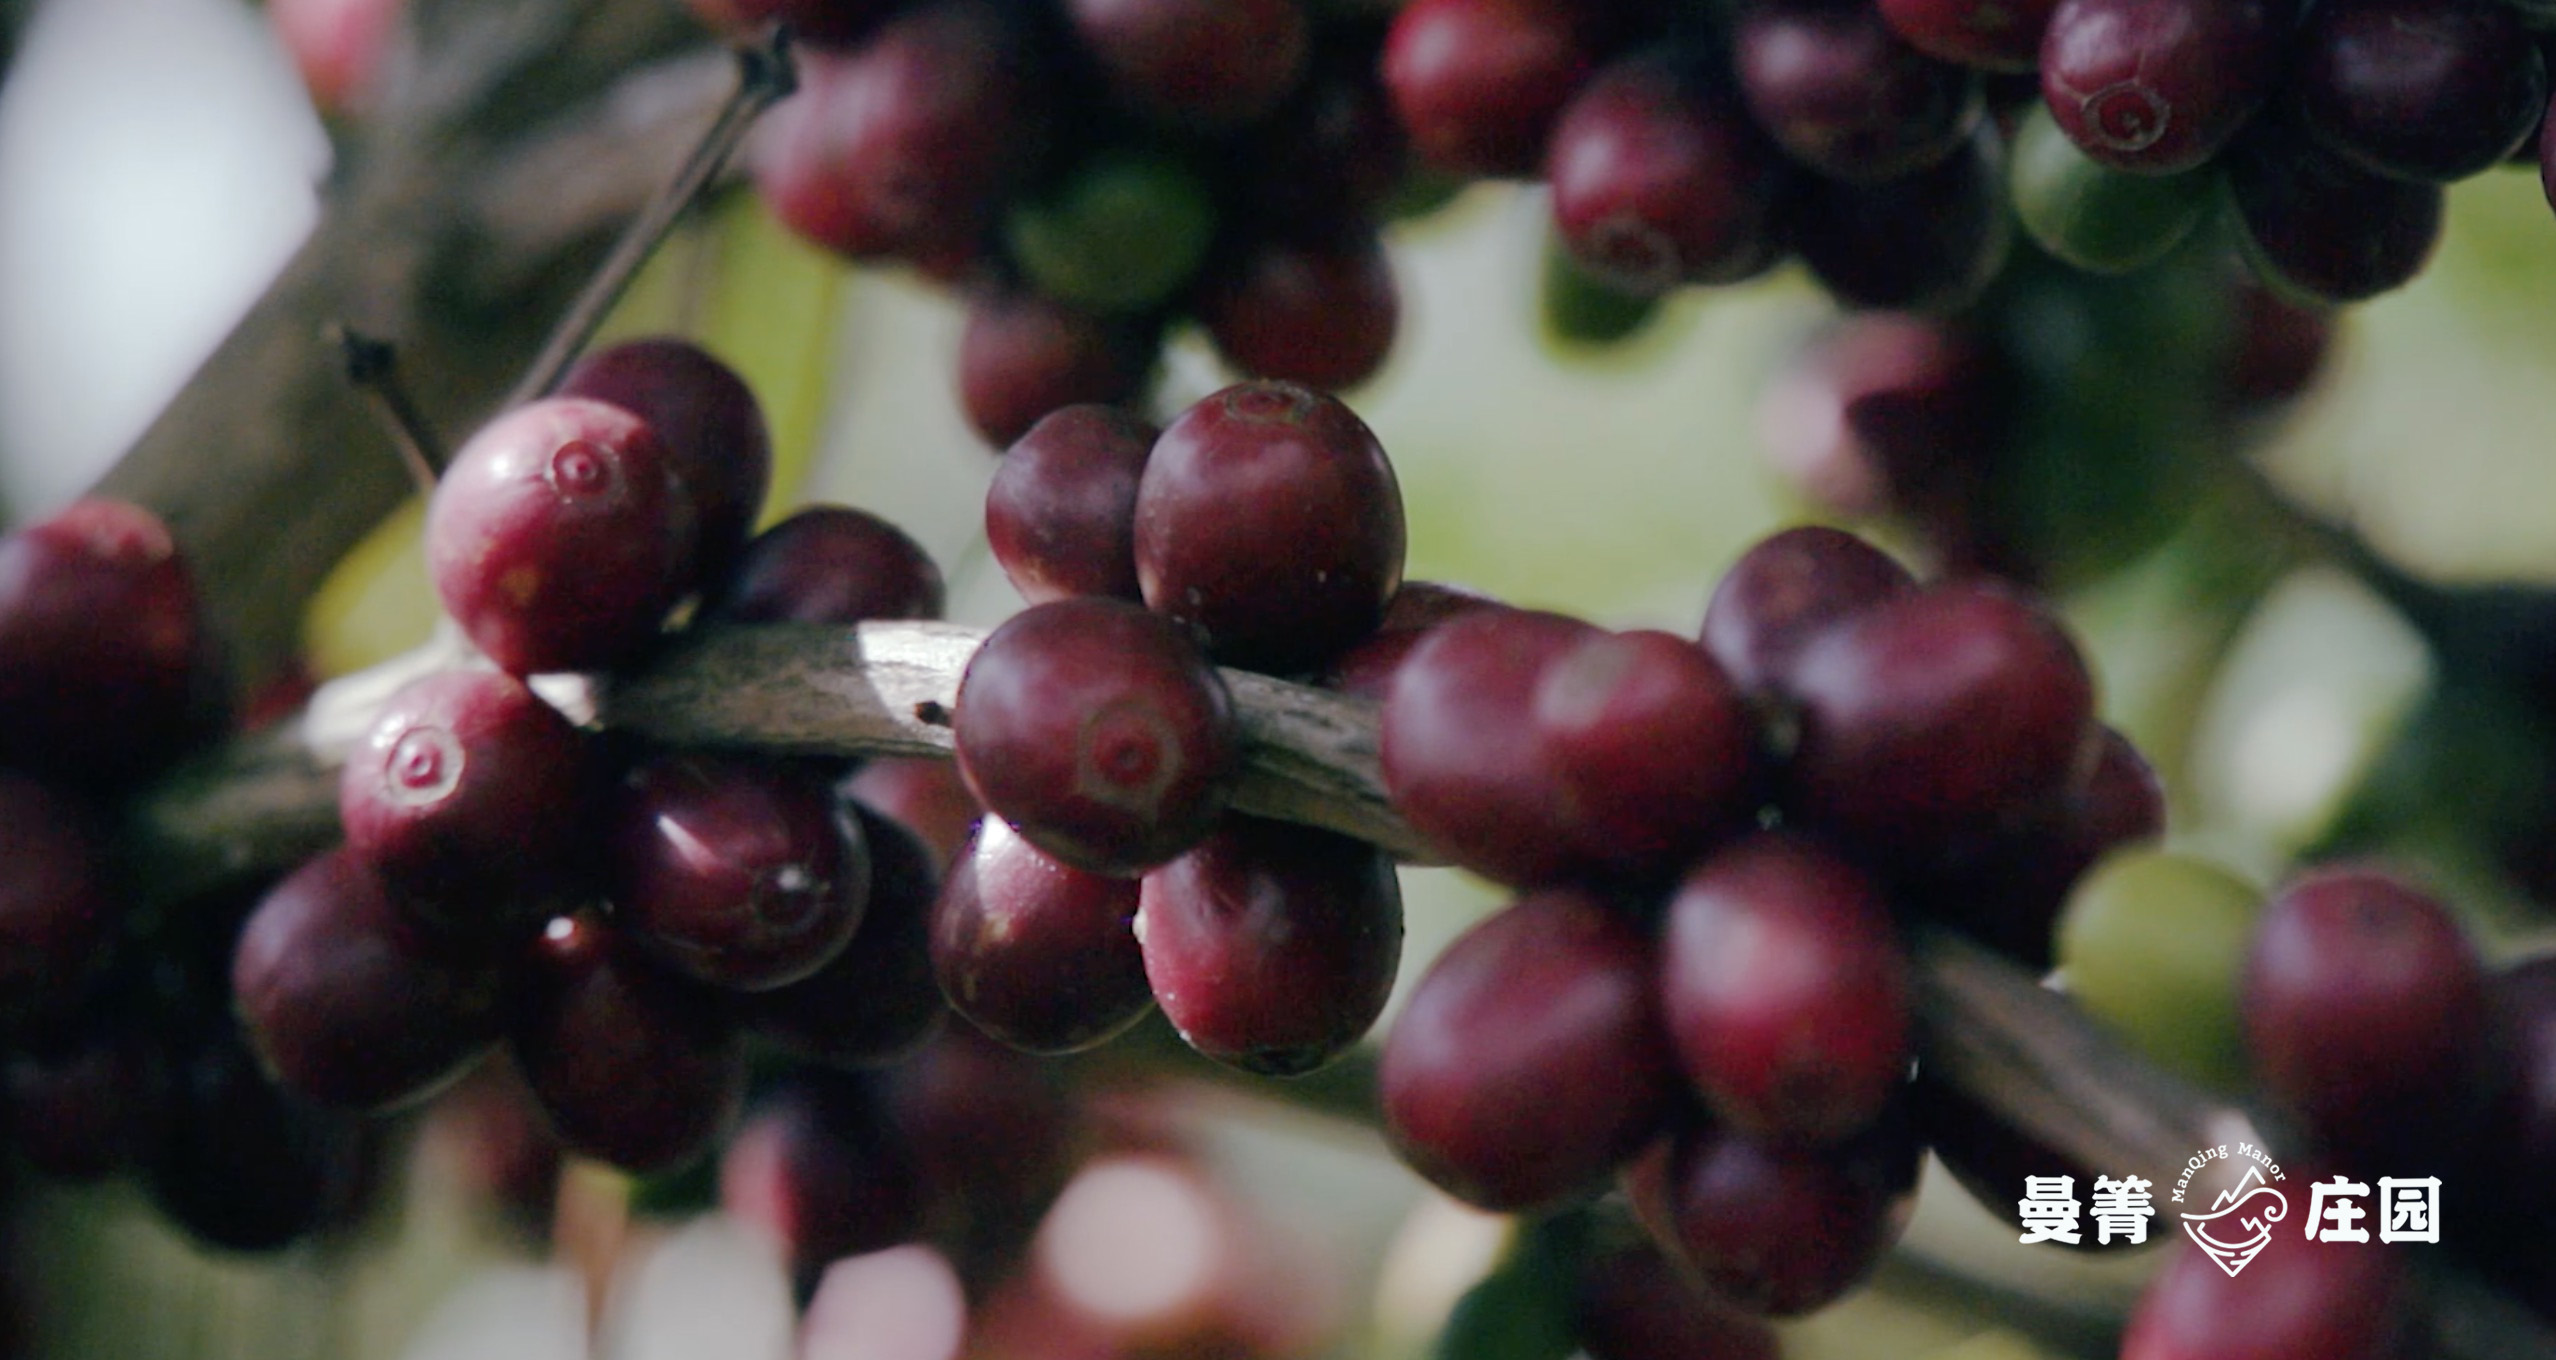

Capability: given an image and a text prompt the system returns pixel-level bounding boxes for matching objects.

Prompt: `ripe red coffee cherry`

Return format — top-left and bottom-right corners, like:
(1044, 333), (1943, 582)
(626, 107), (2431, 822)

(2038, 0), (2285, 174)
(1136, 382), (1405, 674)
(1384, 0), (1601, 177)
(987, 404), (1157, 606)
(338, 669), (595, 943)
(425, 396), (697, 676)
(1546, 52), (1792, 297)
(609, 754), (873, 992)
(2120, 1230), (2408, 1360)
(0, 774), (117, 1028)
(744, 806), (950, 1068)
(231, 848), (508, 1112)
(1635, 1110), (1919, 1317)
(1876, 0), (2057, 73)
(1066, 0), (1311, 127)
(1733, 0), (1985, 183)
(1660, 833), (1911, 1146)
(558, 338), (772, 586)
(1136, 818), (1403, 1076)
(957, 290), (1155, 449)
(954, 598), (1240, 875)
(1783, 580), (2097, 864)
(0, 498), (211, 783)
(1699, 525), (1916, 700)
(2243, 866), (2490, 1168)
(710, 505), (946, 626)
(1381, 887), (1679, 1211)
(1319, 580), (1507, 702)
(931, 815), (1152, 1055)
(1202, 234), (1400, 393)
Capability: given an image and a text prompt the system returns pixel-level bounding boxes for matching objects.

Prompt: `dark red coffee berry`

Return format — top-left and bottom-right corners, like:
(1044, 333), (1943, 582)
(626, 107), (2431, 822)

(559, 337), (772, 584)
(1201, 234), (1400, 393)
(0, 498), (209, 783)
(0, 774), (115, 1028)
(1383, 0), (1600, 177)
(1136, 817), (1403, 1076)
(1734, 0), (1985, 183)
(954, 597), (1240, 875)
(745, 806), (951, 1068)
(1699, 526), (1917, 700)
(1635, 1108), (1919, 1316)
(711, 505), (946, 626)
(957, 290), (1155, 449)
(2038, 0), (2286, 174)
(931, 815), (1152, 1054)
(1065, 0), (1310, 127)
(987, 404), (1156, 606)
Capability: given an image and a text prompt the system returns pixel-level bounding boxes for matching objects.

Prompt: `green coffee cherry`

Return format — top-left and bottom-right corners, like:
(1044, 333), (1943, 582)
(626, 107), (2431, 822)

(2009, 104), (2215, 276)
(1007, 154), (1216, 314)
(2055, 849), (2263, 1092)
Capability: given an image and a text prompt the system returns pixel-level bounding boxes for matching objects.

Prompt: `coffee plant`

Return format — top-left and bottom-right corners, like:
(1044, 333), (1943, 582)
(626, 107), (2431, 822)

(1, 0), (2554, 1356)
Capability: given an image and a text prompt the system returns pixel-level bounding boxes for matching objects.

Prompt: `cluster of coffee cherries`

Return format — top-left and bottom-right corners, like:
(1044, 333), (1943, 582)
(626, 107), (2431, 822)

(226, 337), (979, 1216)
(1388, 0), (2549, 328)
(1361, 523), (2161, 1320)
(696, 0), (1412, 446)
(939, 381), (1407, 1074)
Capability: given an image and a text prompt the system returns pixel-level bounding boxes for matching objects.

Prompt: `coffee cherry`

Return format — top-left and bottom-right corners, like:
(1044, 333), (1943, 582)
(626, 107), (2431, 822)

(2008, 100), (2215, 274)
(1136, 817), (1402, 1076)
(754, 3), (1038, 261)
(425, 396), (697, 675)
(988, 404), (1156, 606)
(1201, 233), (1400, 392)
(954, 598), (1240, 875)
(1065, 0), (1311, 128)
(2243, 865), (2491, 1169)
(1699, 525), (1916, 701)
(609, 754), (872, 992)
(710, 505), (946, 626)
(1383, 0), (1599, 177)
(510, 912), (746, 1174)
(1876, 0), (2055, 73)
(1545, 52), (1792, 297)
(1734, 0), (1985, 183)
(1573, 1240), (1782, 1360)
(1240, 54), (1411, 237)
(1381, 886), (1679, 1211)
(1660, 833), (1910, 1146)
(1789, 122), (2012, 313)
(2120, 1233), (2408, 1360)
(1635, 1108), (1919, 1317)
(1545, 629), (1760, 879)
(1784, 580), (2097, 864)
(931, 816), (1152, 1055)
(2038, 0), (2286, 174)
(2225, 124), (2446, 305)
(745, 806), (950, 1068)
(957, 290), (1156, 449)
(338, 669), (594, 943)
(1136, 382), (1405, 674)
(2287, 0), (2544, 184)
(231, 848), (508, 1112)
(0, 774), (115, 1029)
(559, 338), (772, 585)
(0, 498), (210, 783)
(842, 757), (982, 868)
(1318, 580), (1506, 702)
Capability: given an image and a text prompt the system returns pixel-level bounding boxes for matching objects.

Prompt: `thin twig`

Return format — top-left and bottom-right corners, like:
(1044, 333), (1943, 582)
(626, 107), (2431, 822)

(329, 326), (447, 493)
(503, 30), (799, 408)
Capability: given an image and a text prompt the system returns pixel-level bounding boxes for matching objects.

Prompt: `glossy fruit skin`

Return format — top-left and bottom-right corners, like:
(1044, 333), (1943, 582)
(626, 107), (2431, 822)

(1136, 818), (1403, 1076)
(1783, 580), (2096, 865)
(0, 498), (210, 783)
(988, 404), (1156, 606)
(425, 397), (696, 676)
(1659, 834), (1910, 1146)
(753, 3), (1036, 261)
(1636, 1108), (1920, 1317)
(1380, 887), (1679, 1211)
(1699, 525), (1915, 700)
(1383, 0), (1599, 177)
(710, 505), (946, 626)
(2008, 99), (2213, 273)
(1789, 122), (2012, 313)
(1067, 0), (1311, 127)
(842, 757), (981, 868)
(2225, 123), (2446, 306)
(1201, 233), (1400, 392)
(1528, 628), (1758, 880)
(558, 338), (772, 585)
(2243, 866), (2491, 1169)
(2038, 0), (2286, 174)
(1545, 52), (1792, 296)
(954, 597), (1240, 875)
(609, 754), (873, 992)
(957, 291), (1155, 450)
(1136, 383), (1405, 674)
(743, 806), (951, 1068)
(2288, 0), (2544, 184)
(338, 669), (595, 943)
(2120, 1233), (2407, 1360)
(1877, 0), (2057, 72)
(231, 849), (508, 1112)
(1318, 580), (1507, 701)
(0, 775), (115, 1028)
(1381, 608), (1601, 883)
(1734, 0), (1984, 183)
(509, 913), (746, 1174)
(931, 816), (1152, 1055)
